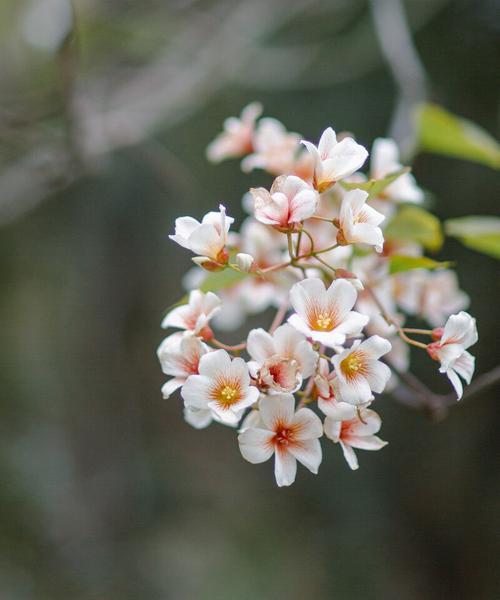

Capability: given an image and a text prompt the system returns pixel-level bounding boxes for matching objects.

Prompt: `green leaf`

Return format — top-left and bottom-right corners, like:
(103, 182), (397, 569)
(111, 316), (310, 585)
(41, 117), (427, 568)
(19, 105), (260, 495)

(445, 216), (500, 259)
(339, 167), (409, 199)
(416, 104), (500, 169)
(389, 255), (451, 275)
(166, 267), (249, 311)
(385, 205), (444, 252)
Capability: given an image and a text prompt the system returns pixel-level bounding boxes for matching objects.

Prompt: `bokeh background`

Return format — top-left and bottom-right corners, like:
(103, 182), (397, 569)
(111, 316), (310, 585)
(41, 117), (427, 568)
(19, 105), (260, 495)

(1, 0), (499, 598)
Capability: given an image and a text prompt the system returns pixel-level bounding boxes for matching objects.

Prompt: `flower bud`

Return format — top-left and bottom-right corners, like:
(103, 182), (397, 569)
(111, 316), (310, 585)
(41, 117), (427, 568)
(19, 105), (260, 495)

(236, 253), (254, 272)
(431, 327), (444, 341)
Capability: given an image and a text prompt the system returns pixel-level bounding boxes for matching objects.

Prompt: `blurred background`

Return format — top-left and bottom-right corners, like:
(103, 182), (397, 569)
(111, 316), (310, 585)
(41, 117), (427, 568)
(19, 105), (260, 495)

(0, 0), (499, 598)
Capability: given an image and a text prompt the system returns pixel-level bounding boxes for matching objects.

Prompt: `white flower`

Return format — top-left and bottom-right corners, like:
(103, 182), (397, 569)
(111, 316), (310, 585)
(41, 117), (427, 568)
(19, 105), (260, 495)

(337, 189), (385, 252)
(288, 278), (368, 348)
(183, 406), (214, 430)
(427, 311), (477, 399)
(157, 332), (209, 398)
(314, 358), (358, 419)
(371, 138), (423, 204)
(395, 269), (469, 327)
(206, 102), (262, 162)
(161, 290), (221, 336)
(181, 349), (259, 425)
(301, 127), (368, 192)
(235, 252), (254, 272)
(324, 408), (387, 470)
(251, 175), (318, 230)
(169, 204), (233, 264)
(238, 394), (323, 487)
(247, 324), (318, 393)
(241, 118), (301, 176)
(331, 335), (392, 405)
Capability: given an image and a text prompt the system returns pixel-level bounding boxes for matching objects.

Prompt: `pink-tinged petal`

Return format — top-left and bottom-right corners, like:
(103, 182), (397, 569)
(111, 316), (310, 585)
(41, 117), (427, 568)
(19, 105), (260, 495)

(181, 375), (212, 409)
(241, 101), (263, 123)
(294, 340), (318, 378)
(359, 203), (385, 227)
(293, 407), (323, 440)
(453, 351), (475, 384)
(336, 377), (374, 405)
(446, 368), (464, 400)
(436, 344), (464, 373)
(327, 278), (358, 317)
(317, 127), (337, 158)
(289, 438), (322, 474)
(259, 394), (295, 430)
(188, 223), (223, 259)
(161, 378), (184, 399)
(247, 328), (276, 363)
(359, 335), (392, 359)
(169, 216), (200, 248)
(347, 434), (387, 451)
(349, 409), (382, 436)
(238, 428), (275, 464)
(273, 324), (304, 356)
(328, 137), (368, 180)
(339, 441), (359, 470)
(274, 449), (297, 487)
(323, 417), (342, 442)
(289, 189), (318, 222)
(198, 349), (231, 378)
(161, 304), (189, 330)
(282, 174), (310, 197)
(363, 359), (392, 394)
(184, 407), (213, 429)
(289, 278), (326, 318)
(319, 398), (357, 420)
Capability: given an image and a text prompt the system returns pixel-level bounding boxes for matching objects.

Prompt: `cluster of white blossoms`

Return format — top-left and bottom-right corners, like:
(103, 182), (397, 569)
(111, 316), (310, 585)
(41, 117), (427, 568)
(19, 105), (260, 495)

(158, 103), (479, 486)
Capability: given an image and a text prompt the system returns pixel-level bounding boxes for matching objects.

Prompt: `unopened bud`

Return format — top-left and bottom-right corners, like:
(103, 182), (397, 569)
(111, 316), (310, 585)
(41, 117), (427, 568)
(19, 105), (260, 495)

(431, 327), (444, 341)
(236, 253), (254, 272)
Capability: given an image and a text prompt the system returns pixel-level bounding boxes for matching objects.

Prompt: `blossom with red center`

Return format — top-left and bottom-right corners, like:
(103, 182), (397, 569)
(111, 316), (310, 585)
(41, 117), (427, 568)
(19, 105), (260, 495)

(324, 408), (387, 470)
(251, 175), (319, 230)
(246, 324), (318, 394)
(238, 394), (323, 487)
(157, 332), (209, 399)
(426, 311), (477, 399)
(331, 335), (392, 405)
(161, 290), (221, 337)
(288, 278), (368, 348)
(181, 349), (259, 425)
(169, 204), (233, 264)
(301, 127), (368, 192)
(206, 102), (262, 163)
(337, 189), (385, 252)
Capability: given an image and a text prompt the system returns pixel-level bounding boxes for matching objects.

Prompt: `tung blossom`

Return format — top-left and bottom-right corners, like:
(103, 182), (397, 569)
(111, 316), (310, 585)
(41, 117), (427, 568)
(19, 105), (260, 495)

(206, 102), (262, 163)
(314, 358), (358, 420)
(251, 175), (319, 230)
(337, 189), (385, 252)
(181, 349), (259, 425)
(302, 127), (368, 192)
(170, 204), (233, 265)
(247, 324), (318, 393)
(427, 311), (477, 399)
(157, 332), (209, 398)
(331, 335), (392, 405)
(161, 290), (221, 336)
(288, 278), (368, 348)
(371, 138), (423, 204)
(238, 394), (323, 487)
(324, 408), (387, 470)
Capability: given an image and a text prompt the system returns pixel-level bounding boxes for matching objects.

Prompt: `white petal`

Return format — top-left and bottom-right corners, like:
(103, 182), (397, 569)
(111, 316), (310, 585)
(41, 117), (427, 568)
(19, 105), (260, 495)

(347, 434), (387, 451)
(198, 349), (231, 378)
(363, 360), (392, 394)
(328, 138), (368, 180)
(289, 278), (326, 318)
(184, 407), (213, 429)
(359, 335), (392, 359)
(238, 428), (275, 464)
(289, 439), (322, 474)
(287, 313), (314, 338)
(333, 310), (369, 338)
(161, 378), (184, 399)
(326, 278), (357, 317)
(169, 216), (200, 248)
(289, 189), (319, 222)
(319, 398), (357, 420)
(339, 441), (359, 470)
(293, 407), (323, 439)
(349, 409), (382, 435)
(181, 375), (211, 408)
(371, 138), (399, 176)
(247, 328), (276, 363)
(336, 377), (374, 405)
(274, 450), (297, 487)
(259, 394), (295, 430)
(453, 351), (475, 384)
(318, 127), (337, 158)
(323, 417), (342, 442)
(446, 368), (464, 400)
(188, 224), (223, 259)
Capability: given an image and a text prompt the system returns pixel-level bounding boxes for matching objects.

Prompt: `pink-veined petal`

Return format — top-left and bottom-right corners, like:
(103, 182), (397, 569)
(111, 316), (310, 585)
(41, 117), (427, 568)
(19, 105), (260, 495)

(259, 394), (295, 430)
(274, 449), (297, 487)
(238, 428), (275, 464)
(289, 438), (322, 474)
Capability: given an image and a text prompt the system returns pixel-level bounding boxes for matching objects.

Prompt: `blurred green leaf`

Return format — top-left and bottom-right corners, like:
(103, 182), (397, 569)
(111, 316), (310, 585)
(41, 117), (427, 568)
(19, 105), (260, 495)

(339, 167), (409, 198)
(385, 206), (443, 252)
(389, 255), (451, 274)
(445, 216), (500, 259)
(416, 104), (500, 169)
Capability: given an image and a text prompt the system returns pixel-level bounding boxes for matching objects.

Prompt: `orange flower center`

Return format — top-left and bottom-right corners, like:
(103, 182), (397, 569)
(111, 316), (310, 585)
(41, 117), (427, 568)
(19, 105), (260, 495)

(211, 381), (241, 407)
(340, 351), (366, 380)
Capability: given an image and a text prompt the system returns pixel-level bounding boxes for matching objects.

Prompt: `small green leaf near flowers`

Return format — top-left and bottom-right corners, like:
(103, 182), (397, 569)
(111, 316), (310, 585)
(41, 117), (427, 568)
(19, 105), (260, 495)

(445, 216), (500, 259)
(388, 255), (451, 275)
(385, 205), (444, 252)
(339, 167), (409, 199)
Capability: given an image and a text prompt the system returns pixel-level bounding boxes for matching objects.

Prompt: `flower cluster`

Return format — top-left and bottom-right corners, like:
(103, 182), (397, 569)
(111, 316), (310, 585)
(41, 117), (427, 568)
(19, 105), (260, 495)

(158, 104), (478, 486)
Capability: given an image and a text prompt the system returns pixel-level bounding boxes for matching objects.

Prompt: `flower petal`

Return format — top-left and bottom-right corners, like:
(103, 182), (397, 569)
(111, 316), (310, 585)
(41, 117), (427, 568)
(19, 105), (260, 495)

(289, 438), (322, 474)
(181, 375), (212, 408)
(247, 328), (276, 363)
(274, 450), (297, 487)
(339, 441), (359, 470)
(238, 428), (275, 464)
(259, 394), (295, 430)
(293, 407), (323, 439)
